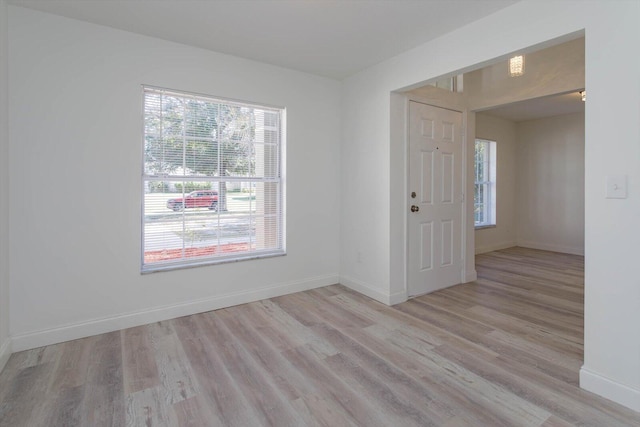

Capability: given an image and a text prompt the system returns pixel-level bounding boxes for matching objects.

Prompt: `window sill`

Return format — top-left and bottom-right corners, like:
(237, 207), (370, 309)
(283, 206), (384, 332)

(475, 224), (496, 230)
(141, 250), (286, 274)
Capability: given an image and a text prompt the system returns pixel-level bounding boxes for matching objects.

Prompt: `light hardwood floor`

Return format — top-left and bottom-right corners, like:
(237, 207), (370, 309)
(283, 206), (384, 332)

(1, 247), (639, 426)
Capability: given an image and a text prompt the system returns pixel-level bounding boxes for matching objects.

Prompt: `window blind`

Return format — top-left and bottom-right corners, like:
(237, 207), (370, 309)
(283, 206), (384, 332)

(142, 86), (285, 272)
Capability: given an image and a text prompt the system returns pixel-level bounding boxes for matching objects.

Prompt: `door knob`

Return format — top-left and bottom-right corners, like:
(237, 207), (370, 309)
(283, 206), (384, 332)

(411, 205), (419, 212)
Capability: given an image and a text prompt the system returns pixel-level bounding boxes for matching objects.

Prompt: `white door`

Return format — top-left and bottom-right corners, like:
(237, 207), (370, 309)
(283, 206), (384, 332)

(408, 101), (463, 296)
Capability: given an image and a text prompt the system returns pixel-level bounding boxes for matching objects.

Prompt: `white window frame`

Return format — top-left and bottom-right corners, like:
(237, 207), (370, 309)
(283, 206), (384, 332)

(474, 138), (497, 228)
(141, 86), (285, 273)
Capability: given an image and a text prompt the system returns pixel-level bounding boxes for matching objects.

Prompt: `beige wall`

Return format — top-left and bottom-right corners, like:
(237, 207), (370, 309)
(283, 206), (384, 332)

(516, 112), (585, 254)
(475, 112), (585, 256)
(474, 113), (518, 254)
(469, 37), (586, 256)
(465, 37), (585, 111)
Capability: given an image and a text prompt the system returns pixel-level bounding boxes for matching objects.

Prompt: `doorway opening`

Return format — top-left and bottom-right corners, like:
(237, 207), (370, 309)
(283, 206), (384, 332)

(396, 34), (585, 299)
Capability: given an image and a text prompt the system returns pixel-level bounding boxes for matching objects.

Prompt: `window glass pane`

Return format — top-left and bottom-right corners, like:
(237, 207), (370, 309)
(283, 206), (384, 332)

(221, 141), (252, 178)
(185, 139), (218, 177)
(161, 95), (185, 137)
(145, 135), (185, 176)
(185, 100), (218, 139)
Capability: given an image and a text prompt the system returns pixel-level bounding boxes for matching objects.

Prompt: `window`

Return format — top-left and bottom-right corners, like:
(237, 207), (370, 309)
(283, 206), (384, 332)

(474, 139), (496, 228)
(428, 75), (463, 92)
(142, 86), (285, 272)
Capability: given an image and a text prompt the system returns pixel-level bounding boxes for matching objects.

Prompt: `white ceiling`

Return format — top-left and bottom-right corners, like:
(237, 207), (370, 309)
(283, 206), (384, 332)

(8, 0), (518, 80)
(9, 0), (579, 121)
(479, 92), (585, 122)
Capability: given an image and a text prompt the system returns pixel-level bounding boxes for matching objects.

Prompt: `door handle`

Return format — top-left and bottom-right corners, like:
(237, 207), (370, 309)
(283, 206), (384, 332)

(410, 205), (419, 213)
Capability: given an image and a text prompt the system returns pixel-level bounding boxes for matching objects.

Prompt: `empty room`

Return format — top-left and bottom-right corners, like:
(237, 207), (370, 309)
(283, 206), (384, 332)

(1, 1), (639, 426)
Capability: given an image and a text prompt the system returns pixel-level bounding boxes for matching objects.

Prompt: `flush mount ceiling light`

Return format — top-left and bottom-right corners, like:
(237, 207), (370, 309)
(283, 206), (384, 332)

(509, 55), (525, 77)
(580, 90), (586, 102)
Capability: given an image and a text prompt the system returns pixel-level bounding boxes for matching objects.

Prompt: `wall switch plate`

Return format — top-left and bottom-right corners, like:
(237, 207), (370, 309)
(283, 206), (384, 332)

(606, 175), (627, 199)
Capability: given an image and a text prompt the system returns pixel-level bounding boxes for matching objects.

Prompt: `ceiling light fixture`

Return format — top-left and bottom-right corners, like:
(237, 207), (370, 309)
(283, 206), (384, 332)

(580, 90), (586, 102)
(509, 55), (525, 77)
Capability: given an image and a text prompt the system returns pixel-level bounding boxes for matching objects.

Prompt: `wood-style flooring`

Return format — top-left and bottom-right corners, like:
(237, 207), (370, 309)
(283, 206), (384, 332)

(1, 247), (639, 426)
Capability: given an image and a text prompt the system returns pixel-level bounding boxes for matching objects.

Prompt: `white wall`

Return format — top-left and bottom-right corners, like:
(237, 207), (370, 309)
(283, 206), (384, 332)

(581, 1), (640, 411)
(517, 113), (585, 255)
(340, 78), (395, 302)
(8, 7), (341, 350)
(475, 113), (518, 254)
(0, 0), (11, 371)
(342, 0), (640, 411)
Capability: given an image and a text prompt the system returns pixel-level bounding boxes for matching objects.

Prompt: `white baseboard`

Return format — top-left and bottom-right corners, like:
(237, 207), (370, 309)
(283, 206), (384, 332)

(517, 240), (584, 256)
(463, 269), (478, 283)
(475, 241), (517, 255)
(388, 290), (408, 305)
(0, 337), (11, 374)
(580, 366), (640, 412)
(11, 274), (339, 352)
(340, 275), (406, 306)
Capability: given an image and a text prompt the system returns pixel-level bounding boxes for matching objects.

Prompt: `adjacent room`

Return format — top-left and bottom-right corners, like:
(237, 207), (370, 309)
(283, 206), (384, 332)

(1, 1), (639, 425)
(469, 38), (585, 257)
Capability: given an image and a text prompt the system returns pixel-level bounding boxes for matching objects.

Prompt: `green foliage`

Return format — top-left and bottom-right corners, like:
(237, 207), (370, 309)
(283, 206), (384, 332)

(175, 182), (212, 193)
(144, 94), (255, 178)
(148, 181), (169, 193)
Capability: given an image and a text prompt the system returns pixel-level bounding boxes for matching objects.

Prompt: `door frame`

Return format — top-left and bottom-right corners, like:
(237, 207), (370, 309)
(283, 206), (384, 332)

(389, 91), (476, 304)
